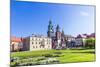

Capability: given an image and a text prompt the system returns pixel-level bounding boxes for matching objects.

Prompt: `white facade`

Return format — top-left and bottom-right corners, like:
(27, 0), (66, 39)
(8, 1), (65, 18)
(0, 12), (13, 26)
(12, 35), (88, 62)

(56, 40), (61, 49)
(11, 42), (23, 51)
(75, 34), (87, 46)
(23, 35), (52, 51)
(75, 38), (86, 46)
(65, 35), (75, 41)
(75, 38), (83, 46)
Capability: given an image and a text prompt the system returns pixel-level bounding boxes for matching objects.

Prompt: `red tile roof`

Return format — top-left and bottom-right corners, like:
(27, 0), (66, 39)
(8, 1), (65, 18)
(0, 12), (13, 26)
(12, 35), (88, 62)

(11, 36), (22, 42)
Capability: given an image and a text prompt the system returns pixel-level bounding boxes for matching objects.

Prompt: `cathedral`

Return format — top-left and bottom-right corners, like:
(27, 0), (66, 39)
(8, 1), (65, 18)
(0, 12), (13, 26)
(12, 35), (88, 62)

(47, 20), (67, 49)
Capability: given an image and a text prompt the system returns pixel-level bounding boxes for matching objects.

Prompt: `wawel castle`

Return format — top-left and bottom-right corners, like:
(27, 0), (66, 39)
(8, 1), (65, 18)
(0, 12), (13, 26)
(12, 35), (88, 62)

(10, 20), (95, 52)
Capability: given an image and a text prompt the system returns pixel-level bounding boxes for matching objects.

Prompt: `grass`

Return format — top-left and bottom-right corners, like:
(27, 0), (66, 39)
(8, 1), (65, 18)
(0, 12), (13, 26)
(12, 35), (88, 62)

(11, 49), (95, 65)
(58, 52), (95, 63)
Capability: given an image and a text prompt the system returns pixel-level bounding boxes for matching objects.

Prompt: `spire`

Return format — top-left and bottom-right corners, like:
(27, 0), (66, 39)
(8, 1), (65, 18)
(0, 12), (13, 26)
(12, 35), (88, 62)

(49, 20), (52, 25)
(48, 20), (54, 32)
(62, 29), (64, 36)
(47, 20), (54, 37)
(56, 24), (60, 32)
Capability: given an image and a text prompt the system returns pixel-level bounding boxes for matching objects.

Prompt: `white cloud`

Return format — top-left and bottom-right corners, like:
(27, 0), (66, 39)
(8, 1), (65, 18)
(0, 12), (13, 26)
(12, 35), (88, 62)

(80, 11), (89, 16)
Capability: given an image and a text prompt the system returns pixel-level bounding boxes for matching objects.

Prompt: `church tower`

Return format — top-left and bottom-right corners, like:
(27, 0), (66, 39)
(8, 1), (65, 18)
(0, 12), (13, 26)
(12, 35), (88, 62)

(61, 29), (66, 48)
(55, 24), (62, 49)
(61, 29), (65, 41)
(47, 20), (54, 38)
(56, 24), (61, 40)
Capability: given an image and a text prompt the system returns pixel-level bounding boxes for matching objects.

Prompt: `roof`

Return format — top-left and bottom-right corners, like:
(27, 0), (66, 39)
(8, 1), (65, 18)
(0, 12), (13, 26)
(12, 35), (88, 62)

(76, 33), (95, 39)
(90, 33), (95, 38)
(76, 34), (82, 38)
(11, 36), (22, 42)
(30, 34), (49, 38)
(65, 35), (75, 38)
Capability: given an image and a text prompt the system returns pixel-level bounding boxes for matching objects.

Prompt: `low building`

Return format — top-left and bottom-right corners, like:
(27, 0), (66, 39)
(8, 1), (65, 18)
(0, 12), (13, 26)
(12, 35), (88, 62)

(87, 33), (95, 38)
(64, 35), (75, 48)
(65, 35), (75, 41)
(75, 34), (88, 47)
(23, 35), (52, 51)
(75, 35), (83, 47)
(10, 36), (23, 52)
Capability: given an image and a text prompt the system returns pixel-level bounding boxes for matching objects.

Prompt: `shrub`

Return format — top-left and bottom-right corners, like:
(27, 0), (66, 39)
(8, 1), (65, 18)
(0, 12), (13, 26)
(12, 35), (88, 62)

(53, 52), (62, 54)
(42, 54), (53, 57)
(36, 58), (45, 61)
(85, 38), (95, 49)
(52, 54), (60, 57)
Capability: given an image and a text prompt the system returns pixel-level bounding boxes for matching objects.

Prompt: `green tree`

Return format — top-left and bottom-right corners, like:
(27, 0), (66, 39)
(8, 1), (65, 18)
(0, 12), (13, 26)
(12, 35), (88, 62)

(85, 38), (95, 49)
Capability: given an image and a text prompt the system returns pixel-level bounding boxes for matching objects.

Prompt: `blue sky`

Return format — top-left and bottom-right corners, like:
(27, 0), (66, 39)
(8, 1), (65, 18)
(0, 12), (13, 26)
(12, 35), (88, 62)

(11, 0), (95, 37)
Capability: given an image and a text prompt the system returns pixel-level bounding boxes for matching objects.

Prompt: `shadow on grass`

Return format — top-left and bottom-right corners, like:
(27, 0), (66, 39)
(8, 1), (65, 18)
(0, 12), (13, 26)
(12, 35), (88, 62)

(71, 51), (95, 54)
(70, 48), (92, 50)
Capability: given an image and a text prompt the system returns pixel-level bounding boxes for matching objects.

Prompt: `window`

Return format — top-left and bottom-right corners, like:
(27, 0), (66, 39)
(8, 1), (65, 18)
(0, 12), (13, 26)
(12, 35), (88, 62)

(33, 46), (35, 48)
(49, 42), (50, 44)
(40, 45), (41, 48)
(32, 42), (34, 44)
(43, 45), (45, 48)
(36, 46), (37, 48)
(48, 46), (50, 48)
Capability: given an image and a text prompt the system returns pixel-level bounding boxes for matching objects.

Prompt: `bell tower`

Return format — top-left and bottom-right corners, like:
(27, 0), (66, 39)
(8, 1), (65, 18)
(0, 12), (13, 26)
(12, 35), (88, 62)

(55, 24), (62, 49)
(61, 29), (65, 41)
(47, 20), (54, 38)
(56, 24), (61, 40)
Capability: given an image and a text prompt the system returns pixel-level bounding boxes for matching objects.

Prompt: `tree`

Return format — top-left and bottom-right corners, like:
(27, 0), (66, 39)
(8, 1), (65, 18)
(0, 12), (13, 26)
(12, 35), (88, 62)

(85, 38), (95, 49)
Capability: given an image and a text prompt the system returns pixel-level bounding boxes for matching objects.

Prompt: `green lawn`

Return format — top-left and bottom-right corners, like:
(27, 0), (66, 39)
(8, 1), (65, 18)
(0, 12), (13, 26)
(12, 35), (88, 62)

(11, 49), (95, 66)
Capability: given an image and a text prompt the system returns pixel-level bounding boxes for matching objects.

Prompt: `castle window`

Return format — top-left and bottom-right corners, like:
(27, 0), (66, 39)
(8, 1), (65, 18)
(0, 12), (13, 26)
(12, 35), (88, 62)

(48, 46), (50, 48)
(32, 42), (34, 44)
(40, 45), (41, 48)
(36, 46), (37, 48)
(33, 46), (35, 48)
(36, 42), (37, 44)
(42, 45), (45, 48)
